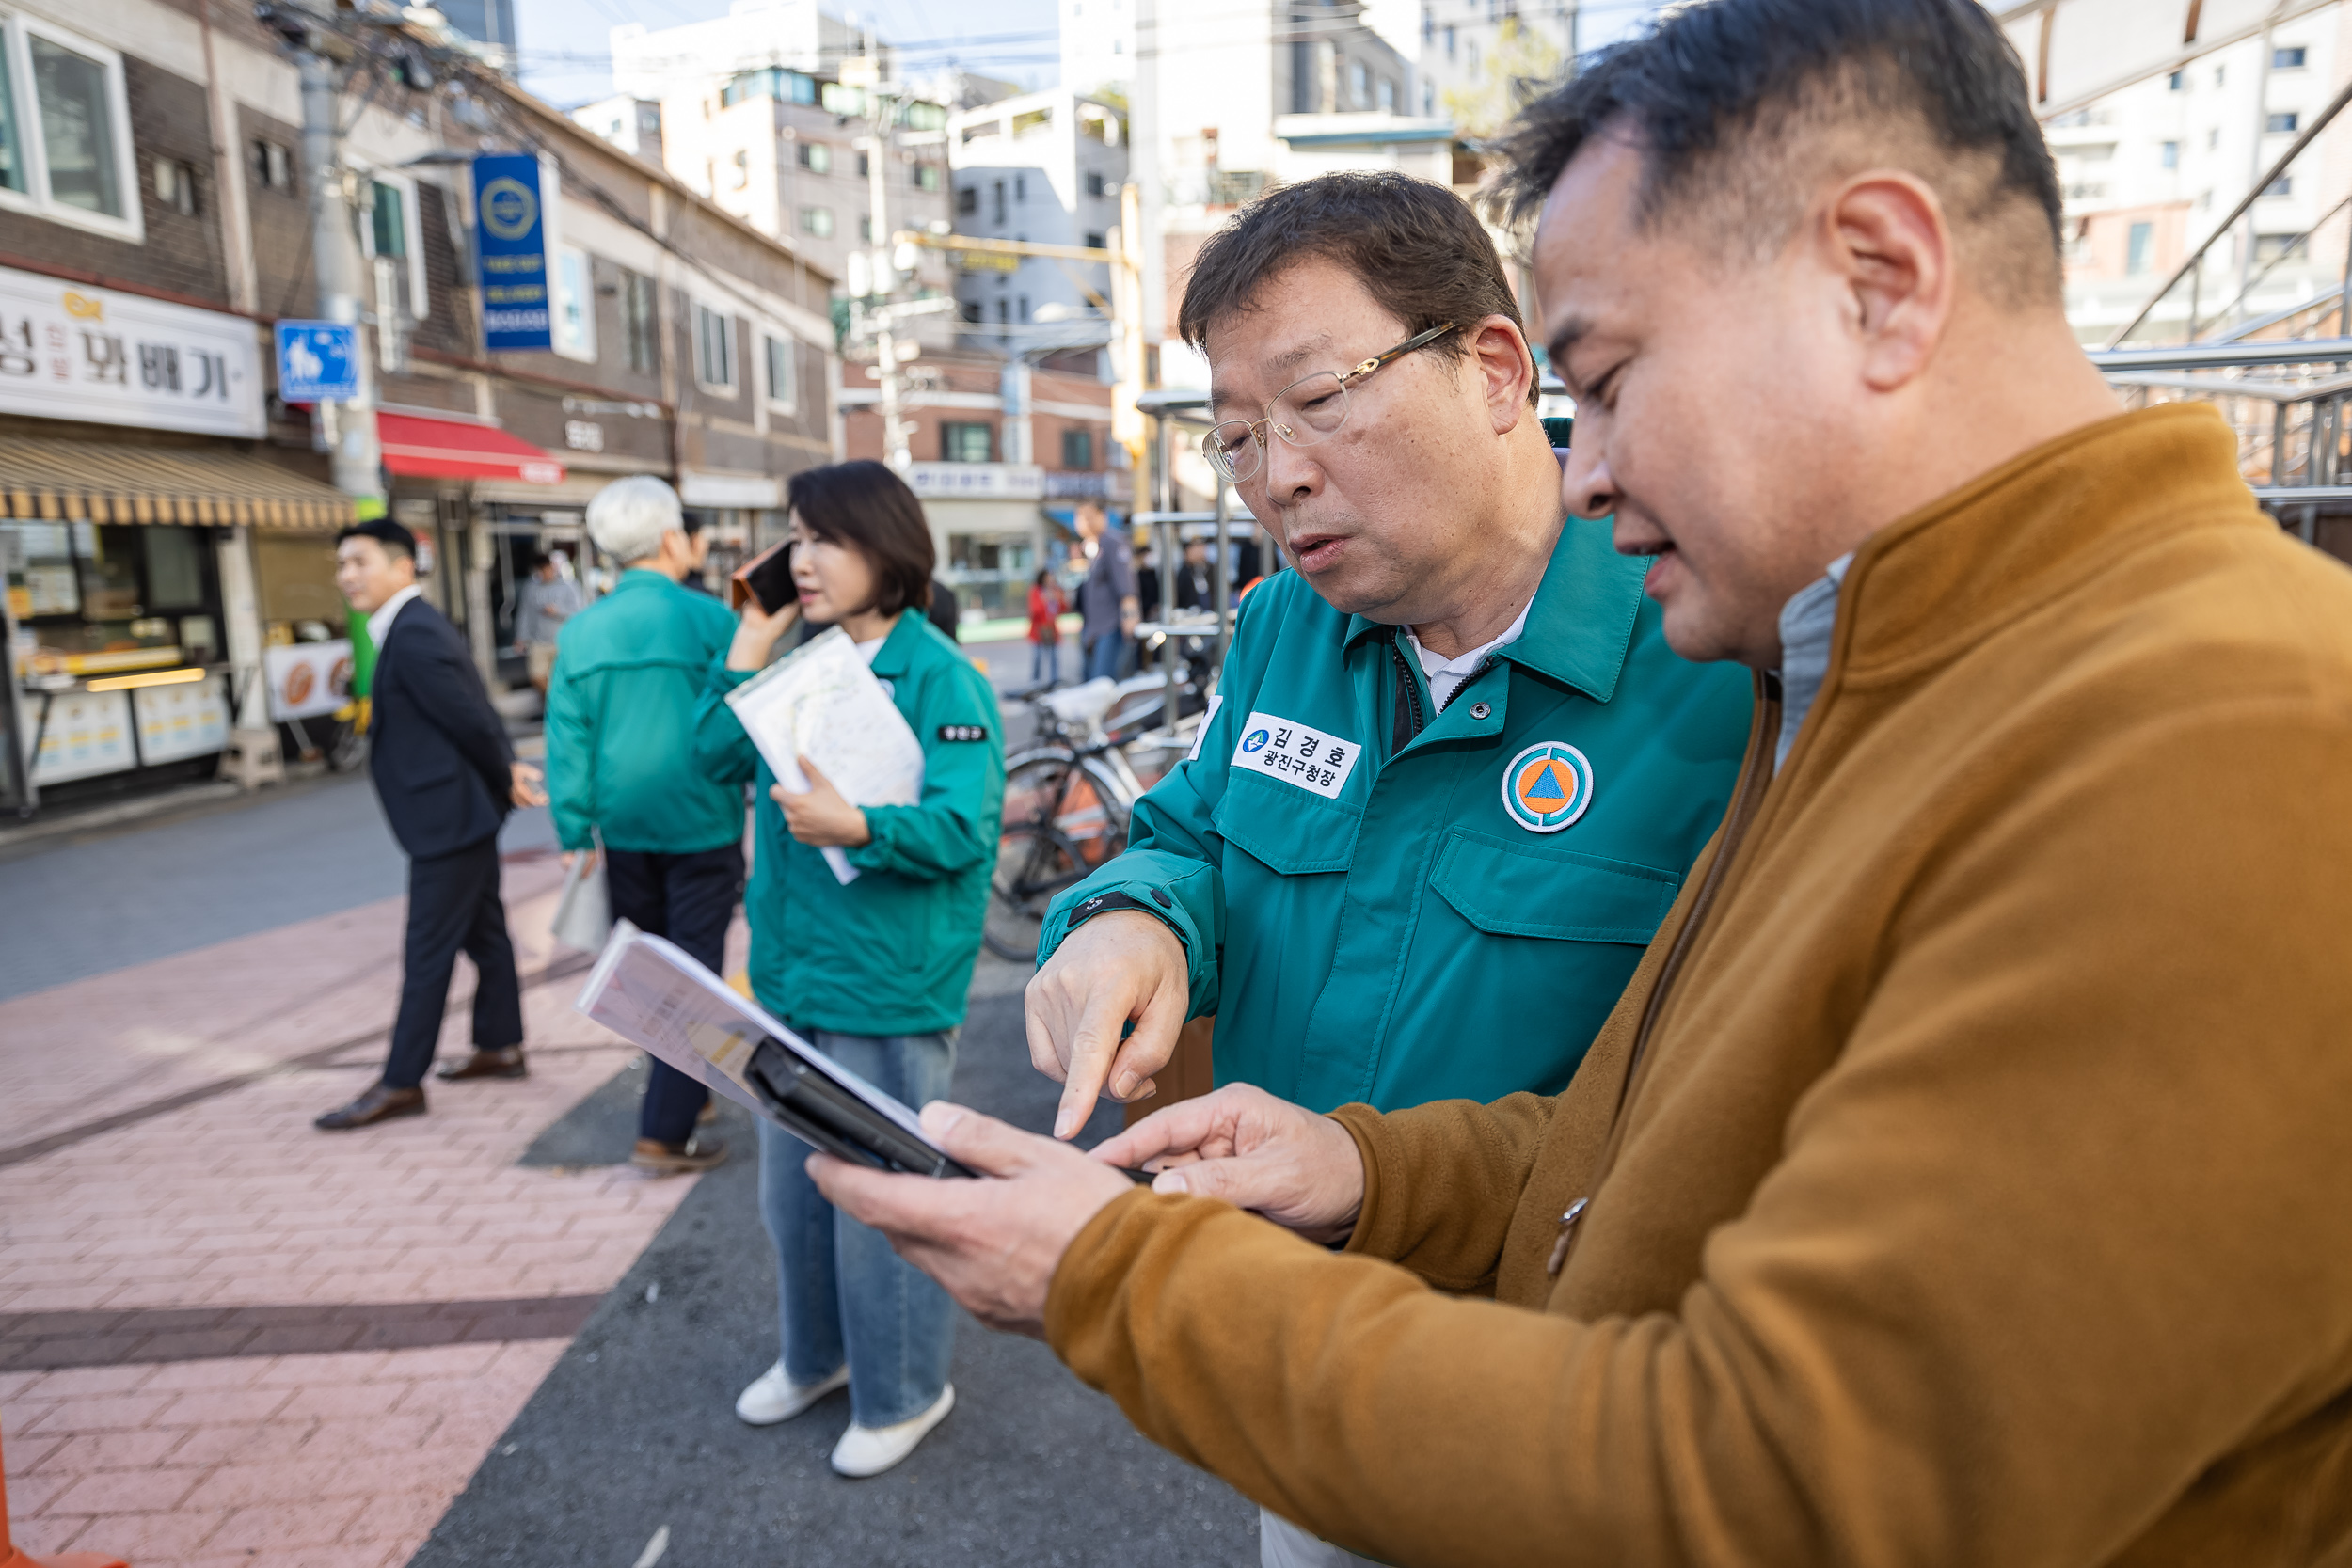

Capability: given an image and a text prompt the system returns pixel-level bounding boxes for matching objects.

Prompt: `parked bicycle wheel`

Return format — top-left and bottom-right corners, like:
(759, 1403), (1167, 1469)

(984, 753), (1134, 961)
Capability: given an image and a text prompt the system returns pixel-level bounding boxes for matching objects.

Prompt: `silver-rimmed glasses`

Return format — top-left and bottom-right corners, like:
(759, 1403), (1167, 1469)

(1202, 322), (1456, 483)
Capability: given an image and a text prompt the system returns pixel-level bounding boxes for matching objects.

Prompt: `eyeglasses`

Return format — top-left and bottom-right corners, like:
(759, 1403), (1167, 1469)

(1201, 323), (1456, 483)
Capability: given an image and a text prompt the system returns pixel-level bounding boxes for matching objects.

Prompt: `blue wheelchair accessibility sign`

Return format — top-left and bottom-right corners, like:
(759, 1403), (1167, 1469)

(275, 321), (360, 403)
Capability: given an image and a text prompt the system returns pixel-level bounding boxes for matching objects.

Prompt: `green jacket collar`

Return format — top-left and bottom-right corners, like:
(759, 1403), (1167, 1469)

(612, 567), (675, 594)
(1343, 515), (1651, 705)
(867, 608), (929, 678)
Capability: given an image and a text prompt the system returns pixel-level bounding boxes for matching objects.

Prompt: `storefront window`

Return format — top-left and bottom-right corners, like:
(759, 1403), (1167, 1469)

(6, 520), (220, 674)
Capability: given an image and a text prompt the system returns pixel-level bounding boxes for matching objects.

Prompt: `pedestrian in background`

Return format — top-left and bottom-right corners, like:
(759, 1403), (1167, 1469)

(1074, 501), (1136, 681)
(693, 460), (1005, 1479)
(548, 477), (742, 1174)
(1026, 568), (1066, 685)
(317, 518), (546, 1132)
(511, 550), (582, 695)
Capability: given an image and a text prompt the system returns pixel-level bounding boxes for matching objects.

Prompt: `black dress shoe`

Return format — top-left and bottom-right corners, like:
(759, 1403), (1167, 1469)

(314, 1084), (427, 1130)
(435, 1046), (528, 1081)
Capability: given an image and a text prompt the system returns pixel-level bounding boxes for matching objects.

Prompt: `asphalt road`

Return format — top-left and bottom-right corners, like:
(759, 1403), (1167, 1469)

(0, 773), (557, 1003)
(408, 954), (1261, 1568)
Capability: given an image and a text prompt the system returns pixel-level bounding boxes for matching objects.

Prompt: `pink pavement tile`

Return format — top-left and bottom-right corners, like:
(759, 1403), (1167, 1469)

(16, 1427), (192, 1475)
(42, 1463), (210, 1515)
(151, 1387), (296, 1428)
(340, 1488), (454, 1544)
(185, 1547), (402, 1568)
(198, 1498), (373, 1554)
(0, 876), (729, 1568)
(11, 1393), (179, 1436)
(136, 1360), (268, 1393)
(80, 1512), (236, 1560)
(15, 1365), (159, 1401)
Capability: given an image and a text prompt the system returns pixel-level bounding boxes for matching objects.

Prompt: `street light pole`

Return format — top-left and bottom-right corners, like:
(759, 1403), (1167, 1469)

(295, 39), (384, 504)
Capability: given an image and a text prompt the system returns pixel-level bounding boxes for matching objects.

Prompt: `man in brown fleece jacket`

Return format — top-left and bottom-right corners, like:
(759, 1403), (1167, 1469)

(807, 1), (2352, 1562)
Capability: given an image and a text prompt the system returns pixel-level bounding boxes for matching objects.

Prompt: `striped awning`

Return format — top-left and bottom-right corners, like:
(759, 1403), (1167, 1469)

(0, 437), (357, 531)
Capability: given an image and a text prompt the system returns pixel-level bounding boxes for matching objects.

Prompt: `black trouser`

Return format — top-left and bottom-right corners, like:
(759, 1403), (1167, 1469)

(384, 835), (523, 1090)
(606, 842), (746, 1146)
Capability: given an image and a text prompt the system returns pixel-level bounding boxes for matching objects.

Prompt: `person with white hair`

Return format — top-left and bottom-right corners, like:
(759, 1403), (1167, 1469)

(548, 475), (744, 1171)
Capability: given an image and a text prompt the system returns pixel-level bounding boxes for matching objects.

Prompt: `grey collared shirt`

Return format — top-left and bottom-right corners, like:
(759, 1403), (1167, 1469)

(1775, 552), (1854, 771)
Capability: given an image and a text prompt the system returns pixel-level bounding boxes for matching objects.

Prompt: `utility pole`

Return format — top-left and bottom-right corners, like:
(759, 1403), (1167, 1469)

(294, 28), (384, 504)
(844, 50), (920, 472)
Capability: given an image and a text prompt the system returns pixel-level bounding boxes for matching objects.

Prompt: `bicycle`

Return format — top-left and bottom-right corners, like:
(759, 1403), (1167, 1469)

(982, 673), (1203, 963)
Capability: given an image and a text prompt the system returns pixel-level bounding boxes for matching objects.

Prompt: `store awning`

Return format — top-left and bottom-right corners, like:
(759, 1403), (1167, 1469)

(378, 412), (565, 486)
(0, 438), (355, 531)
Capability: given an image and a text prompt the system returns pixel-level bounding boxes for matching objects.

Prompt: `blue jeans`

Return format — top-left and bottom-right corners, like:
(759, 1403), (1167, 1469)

(1083, 630), (1126, 682)
(1029, 640), (1062, 684)
(757, 1028), (958, 1428)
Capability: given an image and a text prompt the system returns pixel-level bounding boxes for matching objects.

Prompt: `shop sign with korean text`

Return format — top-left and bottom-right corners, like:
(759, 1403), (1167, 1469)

(904, 462), (1045, 500)
(471, 153), (552, 352)
(0, 264), (263, 437)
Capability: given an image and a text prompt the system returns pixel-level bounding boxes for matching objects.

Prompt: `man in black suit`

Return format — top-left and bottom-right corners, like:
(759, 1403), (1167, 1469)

(317, 518), (547, 1131)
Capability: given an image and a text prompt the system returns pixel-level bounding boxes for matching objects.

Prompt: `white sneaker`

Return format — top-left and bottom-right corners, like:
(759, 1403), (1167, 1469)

(735, 1361), (849, 1426)
(828, 1384), (956, 1478)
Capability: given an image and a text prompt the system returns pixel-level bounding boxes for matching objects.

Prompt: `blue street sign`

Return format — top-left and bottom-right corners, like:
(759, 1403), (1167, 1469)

(472, 152), (551, 352)
(274, 320), (359, 403)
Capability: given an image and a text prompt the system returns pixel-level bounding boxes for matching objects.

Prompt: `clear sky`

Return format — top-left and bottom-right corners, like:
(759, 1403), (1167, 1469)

(512, 0), (1664, 114)
(514, 0), (1064, 109)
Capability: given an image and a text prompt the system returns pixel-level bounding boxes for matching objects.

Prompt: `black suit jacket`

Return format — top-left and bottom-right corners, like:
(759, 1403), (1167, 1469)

(370, 597), (514, 861)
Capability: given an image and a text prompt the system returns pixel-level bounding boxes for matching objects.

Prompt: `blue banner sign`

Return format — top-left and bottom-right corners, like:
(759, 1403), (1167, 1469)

(472, 153), (551, 352)
(274, 320), (360, 403)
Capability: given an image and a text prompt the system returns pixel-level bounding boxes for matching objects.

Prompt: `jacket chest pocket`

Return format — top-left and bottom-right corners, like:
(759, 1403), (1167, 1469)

(1211, 769), (1364, 874)
(1428, 829), (1680, 943)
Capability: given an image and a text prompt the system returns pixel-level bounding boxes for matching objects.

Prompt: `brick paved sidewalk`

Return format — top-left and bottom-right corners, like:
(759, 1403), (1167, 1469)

(0, 855), (736, 1567)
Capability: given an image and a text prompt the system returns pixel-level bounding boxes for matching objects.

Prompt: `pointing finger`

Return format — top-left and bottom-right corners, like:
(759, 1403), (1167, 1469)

(1055, 987), (1134, 1140)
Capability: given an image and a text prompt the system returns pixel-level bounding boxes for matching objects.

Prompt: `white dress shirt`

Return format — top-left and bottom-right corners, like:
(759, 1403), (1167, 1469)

(367, 583), (422, 652)
(1405, 598), (1534, 712)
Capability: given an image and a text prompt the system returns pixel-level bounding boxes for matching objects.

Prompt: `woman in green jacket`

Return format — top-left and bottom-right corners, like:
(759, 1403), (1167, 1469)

(692, 461), (1005, 1479)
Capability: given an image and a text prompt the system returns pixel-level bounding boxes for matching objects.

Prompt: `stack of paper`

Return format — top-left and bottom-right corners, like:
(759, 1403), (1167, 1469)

(724, 626), (927, 884)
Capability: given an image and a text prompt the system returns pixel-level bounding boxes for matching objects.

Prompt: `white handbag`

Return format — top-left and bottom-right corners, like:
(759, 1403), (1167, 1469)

(550, 836), (613, 952)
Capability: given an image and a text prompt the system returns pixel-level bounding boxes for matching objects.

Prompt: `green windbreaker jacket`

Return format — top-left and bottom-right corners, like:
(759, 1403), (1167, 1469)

(1039, 516), (1752, 1113)
(546, 569), (743, 855)
(692, 610), (1006, 1037)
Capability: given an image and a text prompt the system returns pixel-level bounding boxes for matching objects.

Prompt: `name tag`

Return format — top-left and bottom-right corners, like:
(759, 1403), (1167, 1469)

(1231, 710), (1360, 800)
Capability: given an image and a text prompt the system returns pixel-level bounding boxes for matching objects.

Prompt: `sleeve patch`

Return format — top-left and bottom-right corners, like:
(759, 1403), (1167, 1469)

(937, 723), (991, 742)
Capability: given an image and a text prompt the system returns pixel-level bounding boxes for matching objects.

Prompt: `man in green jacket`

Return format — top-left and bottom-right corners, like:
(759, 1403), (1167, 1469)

(547, 476), (742, 1173)
(1027, 172), (1755, 1141)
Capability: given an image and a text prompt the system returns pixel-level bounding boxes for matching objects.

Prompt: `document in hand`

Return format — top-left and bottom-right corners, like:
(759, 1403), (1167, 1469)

(724, 626), (927, 886)
(575, 920), (974, 1178)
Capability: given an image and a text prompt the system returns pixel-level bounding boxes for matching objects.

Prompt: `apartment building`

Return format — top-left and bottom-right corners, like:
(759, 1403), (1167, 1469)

(0, 0), (835, 812)
(947, 89), (1129, 352)
(840, 351), (1123, 620)
(2006, 0), (2352, 342)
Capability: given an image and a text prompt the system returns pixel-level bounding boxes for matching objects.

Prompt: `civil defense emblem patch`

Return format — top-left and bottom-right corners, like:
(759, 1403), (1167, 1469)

(1501, 741), (1595, 833)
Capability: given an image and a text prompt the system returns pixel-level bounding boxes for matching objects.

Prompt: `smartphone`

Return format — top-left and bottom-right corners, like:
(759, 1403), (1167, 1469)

(730, 541), (797, 615)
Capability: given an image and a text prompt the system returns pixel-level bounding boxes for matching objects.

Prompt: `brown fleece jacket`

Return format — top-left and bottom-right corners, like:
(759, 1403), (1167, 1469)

(1042, 404), (2352, 1567)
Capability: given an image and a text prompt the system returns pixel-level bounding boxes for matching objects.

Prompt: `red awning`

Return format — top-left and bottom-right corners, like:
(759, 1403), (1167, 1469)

(376, 411), (566, 486)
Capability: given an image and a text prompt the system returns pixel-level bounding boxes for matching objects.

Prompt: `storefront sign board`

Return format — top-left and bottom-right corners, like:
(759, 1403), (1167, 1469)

(472, 154), (552, 352)
(904, 462), (1046, 500)
(264, 640), (355, 721)
(0, 264), (264, 438)
(27, 689), (135, 784)
(134, 674), (231, 765)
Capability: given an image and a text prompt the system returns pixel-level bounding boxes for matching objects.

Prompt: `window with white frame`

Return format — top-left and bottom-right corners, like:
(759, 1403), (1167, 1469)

(358, 174), (430, 321)
(552, 245), (595, 361)
(0, 13), (143, 240)
(694, 302), (736, 391)
(764, 332), (795, 409)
